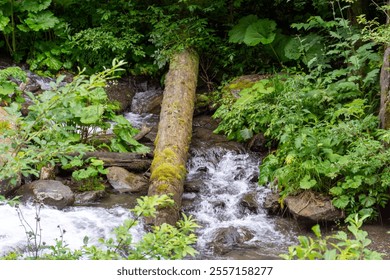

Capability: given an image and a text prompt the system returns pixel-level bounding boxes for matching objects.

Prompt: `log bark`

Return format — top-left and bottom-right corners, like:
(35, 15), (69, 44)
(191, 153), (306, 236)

(148, 49), (199, 226)
(379, 1), (390, 129)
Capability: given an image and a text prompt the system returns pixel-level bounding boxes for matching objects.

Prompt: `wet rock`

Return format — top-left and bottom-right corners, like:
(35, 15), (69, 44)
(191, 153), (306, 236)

(131, 89), (163, 114)
(240, 192), (260, 213)
(263, 192), (281, 214)
(0, 107), (21, 195)
(184, 178), (203, 192)
(39, 165), (56, 180)
(75, 190), (107, 204)
(106, 166), (149, 193)
(105, 78), (136, 113)
(285, 191), (344, 223)
(191, 116), (246, 153)
(17, 180), (75, 209)
(212, 226), (255, 255)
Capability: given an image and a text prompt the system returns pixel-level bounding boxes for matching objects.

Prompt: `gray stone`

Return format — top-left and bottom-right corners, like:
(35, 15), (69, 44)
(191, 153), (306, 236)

(17, 180), (75, 209)
(75, 190), (107, 204)
(131, 89), (163, 114)
(263, 192), (281, 214)
(240, 192), (260, 213)
(285, 191), (344, 223)
(106, 166), (149, 193)
(105, 79), (136, 113)
(212, 226), (255, 255)
(184, 178), (203, 192)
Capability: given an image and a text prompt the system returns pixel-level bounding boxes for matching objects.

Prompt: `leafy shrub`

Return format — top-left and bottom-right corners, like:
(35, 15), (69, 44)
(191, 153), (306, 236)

(0, 60), (148, 189)
(0, 66), (27, 104)
(281, 214), (383, 260)
(214, 17), (388, 219)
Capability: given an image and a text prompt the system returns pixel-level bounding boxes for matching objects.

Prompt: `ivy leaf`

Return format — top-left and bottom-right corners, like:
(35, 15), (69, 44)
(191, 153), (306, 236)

(244, 19), (277, 46)
(299, 175), (317, 189)
(24, 11), (59, 31)
(332, 195), (350, 209)
(228, 15), (258, 43)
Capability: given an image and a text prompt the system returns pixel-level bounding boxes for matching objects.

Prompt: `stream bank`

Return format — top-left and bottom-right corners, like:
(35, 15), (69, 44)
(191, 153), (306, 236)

(0, 67), (389, 259)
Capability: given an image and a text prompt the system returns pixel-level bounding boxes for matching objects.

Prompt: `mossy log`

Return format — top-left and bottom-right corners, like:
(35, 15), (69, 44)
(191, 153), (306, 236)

(148, 49), (199, 226)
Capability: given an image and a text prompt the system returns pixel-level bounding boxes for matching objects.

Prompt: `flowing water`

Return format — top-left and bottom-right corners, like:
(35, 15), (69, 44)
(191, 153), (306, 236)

(183, 147), (297, 259)
(0, 109), (300, 258)
(0, 203), (143, 255)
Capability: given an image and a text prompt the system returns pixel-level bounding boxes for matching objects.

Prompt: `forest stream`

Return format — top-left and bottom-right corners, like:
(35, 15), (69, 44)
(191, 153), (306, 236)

(1, 76), (390, 259)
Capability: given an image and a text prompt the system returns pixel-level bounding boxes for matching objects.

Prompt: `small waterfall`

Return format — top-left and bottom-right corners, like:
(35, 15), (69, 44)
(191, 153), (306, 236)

(184, 147), (296, 259)
(0, 203), (143, 256)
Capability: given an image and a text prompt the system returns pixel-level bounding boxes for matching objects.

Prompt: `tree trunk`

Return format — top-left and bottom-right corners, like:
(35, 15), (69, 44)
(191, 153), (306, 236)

(148, 49), (199, 226)
(379, 1), (390, 129)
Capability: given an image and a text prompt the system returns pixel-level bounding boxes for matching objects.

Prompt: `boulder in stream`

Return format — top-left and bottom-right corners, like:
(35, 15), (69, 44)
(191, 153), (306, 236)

(131, 89), (163, 114)
(75, 190), (107, 205)
(106, 166), (148, 193)
(212, 226), (255, 255)
(240, 192), (260, 214)
(285, 191), (344, 223)
(105, 78), (136, 113)
(17, 180), (75, 209)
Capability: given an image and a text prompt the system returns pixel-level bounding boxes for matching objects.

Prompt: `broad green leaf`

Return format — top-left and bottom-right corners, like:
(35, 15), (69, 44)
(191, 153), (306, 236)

(43, 56), (63, 71)
(299, 175), (316, 189)
(0, 13), (10, 31)
(284, 37), (301, 60)
(324, 249), (337, 260)
(24, 11), (59, 31)
(228, 15), (258, 43)
(332, 195), (349, 209)
(311, 224), (321, 238)
(20, 0), (52, 12)
(244, 19), (277, 46)
(78, 105), (104, 124)
(329, 186), (343, 196)
(359, 195), (376, 208)
(239, 128), (253, 141)
(0, 82), (16, 96)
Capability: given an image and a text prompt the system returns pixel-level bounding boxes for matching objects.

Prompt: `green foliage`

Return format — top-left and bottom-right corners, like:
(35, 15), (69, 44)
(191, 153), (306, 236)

(68, 1), (147, 74)
(0, 60), (148, 191)
(149, 4), (215, 68)
(1, 195), (199, 260)
(0, 66), (26, 104)
(0, 0), (61, 60)
(281, 214), (383, 260)
(229, 15), (277, 46)
(214, 16), (387, 219)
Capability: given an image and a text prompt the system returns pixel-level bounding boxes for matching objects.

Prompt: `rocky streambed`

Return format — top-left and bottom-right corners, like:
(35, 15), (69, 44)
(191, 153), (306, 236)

(1, 66), (389, 259)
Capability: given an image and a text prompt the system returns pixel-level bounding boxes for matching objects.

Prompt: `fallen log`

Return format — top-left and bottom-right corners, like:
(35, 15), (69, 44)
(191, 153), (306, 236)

(68, 151), (152, 172)
(148, 49), (199, 226)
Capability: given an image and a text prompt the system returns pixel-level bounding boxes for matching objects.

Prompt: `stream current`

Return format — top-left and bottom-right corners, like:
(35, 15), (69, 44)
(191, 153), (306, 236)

(0, 111), (299, 259)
